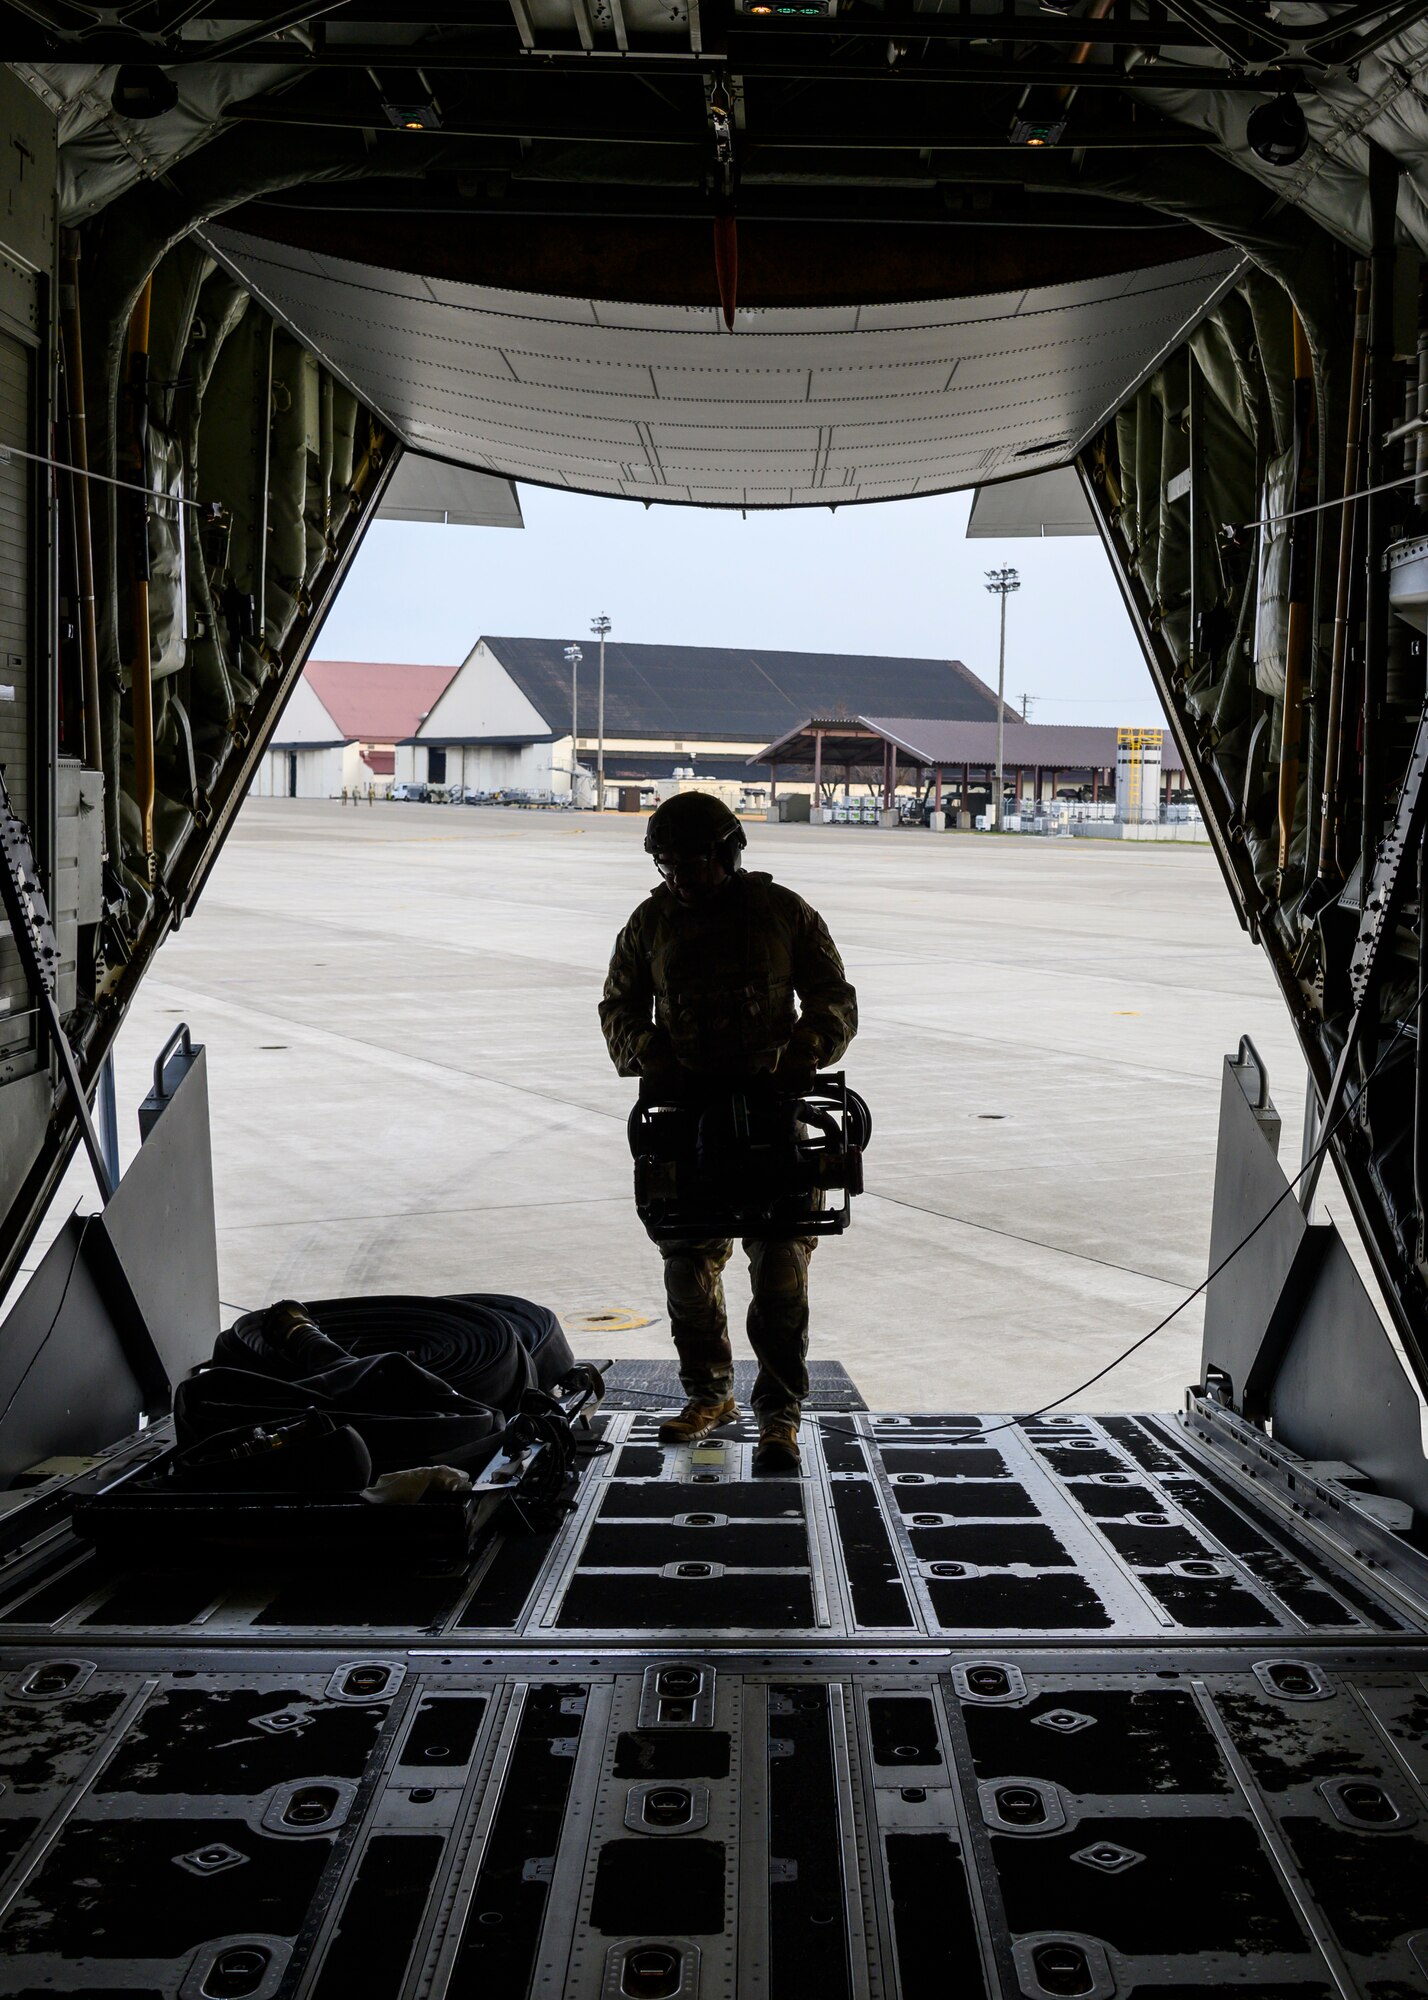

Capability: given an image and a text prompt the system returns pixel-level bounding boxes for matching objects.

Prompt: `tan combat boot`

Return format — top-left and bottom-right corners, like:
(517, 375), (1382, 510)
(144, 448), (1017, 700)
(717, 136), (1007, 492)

(658, 1394), (738, 1445)
(752, 1418), (801, 1473)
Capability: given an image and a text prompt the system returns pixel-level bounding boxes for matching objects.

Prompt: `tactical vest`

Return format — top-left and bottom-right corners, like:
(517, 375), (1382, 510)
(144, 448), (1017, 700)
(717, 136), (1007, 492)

(646, 873), (801, 1074)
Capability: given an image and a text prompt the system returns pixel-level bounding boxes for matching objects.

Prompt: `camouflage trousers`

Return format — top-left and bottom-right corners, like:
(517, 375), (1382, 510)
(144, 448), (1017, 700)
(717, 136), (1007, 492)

(657, 1235), (815, 1424)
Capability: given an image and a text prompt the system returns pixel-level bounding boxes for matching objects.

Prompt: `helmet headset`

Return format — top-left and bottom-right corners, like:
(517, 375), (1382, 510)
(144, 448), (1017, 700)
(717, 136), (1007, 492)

(644, 793), (747, 879)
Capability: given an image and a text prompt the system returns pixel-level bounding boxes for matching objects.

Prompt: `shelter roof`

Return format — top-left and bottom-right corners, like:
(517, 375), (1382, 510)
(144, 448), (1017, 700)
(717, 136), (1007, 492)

(754, 715), (1185, 771)
(481, 638), (1012, 741)
(302, 659), (460, 745)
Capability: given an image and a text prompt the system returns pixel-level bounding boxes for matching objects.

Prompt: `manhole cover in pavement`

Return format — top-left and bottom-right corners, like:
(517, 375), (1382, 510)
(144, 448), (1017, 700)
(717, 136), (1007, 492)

(561, 1307), (654, 1334)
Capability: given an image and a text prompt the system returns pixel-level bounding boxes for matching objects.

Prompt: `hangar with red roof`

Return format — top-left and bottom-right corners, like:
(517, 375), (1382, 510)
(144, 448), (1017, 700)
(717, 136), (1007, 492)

(252, 659), (460, 798)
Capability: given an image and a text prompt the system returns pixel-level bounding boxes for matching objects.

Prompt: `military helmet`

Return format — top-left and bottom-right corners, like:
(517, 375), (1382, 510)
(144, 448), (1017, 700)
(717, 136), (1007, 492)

(644, 791), (747, 867)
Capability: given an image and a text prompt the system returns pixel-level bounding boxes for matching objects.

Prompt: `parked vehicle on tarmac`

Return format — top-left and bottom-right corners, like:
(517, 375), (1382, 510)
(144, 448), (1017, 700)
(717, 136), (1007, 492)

(391, 782), (428, 802)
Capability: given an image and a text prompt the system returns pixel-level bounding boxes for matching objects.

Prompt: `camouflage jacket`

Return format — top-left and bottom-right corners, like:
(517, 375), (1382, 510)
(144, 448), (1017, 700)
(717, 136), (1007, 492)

(599, 870), (858, 1079)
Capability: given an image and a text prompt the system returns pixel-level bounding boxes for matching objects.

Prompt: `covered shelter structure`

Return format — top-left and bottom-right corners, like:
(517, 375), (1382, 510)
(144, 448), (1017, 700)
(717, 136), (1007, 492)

(754, 716), (1188, 814)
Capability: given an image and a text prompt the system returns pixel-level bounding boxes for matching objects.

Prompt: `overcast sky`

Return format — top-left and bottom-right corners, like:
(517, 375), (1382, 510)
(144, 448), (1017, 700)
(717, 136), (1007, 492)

(315, 483), (1168, 727)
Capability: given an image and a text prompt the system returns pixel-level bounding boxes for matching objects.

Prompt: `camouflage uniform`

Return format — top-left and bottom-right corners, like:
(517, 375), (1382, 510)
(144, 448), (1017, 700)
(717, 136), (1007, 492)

(600, 870), (858, 1422)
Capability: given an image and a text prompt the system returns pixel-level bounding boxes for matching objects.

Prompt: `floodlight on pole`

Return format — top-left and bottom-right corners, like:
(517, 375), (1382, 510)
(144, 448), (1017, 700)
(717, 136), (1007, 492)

(563, 645), (582, 797)
(984, 565), (1020, 829)
(592, 614), (611, 812)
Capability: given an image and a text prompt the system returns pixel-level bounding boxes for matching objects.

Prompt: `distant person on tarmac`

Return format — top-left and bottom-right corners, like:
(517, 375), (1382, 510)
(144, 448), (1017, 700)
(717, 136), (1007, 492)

(599, 792), (858, 1472)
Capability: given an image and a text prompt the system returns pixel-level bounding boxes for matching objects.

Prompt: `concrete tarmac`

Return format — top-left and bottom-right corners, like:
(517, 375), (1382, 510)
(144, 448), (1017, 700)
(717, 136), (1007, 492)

(23, 801), (1336, 1413)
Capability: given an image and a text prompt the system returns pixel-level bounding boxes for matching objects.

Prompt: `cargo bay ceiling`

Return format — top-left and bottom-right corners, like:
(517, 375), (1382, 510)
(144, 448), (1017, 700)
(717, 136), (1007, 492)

(10, 0), (1428, 506)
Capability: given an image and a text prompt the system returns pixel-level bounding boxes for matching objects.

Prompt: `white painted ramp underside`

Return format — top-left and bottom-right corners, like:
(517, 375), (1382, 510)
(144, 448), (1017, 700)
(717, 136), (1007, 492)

(206, 227), (1240, 509)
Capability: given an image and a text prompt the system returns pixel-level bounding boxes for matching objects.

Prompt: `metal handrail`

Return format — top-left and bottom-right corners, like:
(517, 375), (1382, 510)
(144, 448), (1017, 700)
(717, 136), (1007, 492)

(152, 1022), (194, 1104)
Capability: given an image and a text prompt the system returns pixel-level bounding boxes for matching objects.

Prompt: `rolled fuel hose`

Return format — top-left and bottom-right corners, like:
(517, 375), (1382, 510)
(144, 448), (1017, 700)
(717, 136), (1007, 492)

(447, 1293), (576, 1390)
(287, 1295), (539, 1409)
(179, 1292), (575, 1476)
(217, 1294), (573, 1402)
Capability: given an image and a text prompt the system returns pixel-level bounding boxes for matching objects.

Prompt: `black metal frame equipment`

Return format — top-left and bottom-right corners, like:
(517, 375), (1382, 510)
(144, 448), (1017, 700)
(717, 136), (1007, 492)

(628, 1071), (870, 1243)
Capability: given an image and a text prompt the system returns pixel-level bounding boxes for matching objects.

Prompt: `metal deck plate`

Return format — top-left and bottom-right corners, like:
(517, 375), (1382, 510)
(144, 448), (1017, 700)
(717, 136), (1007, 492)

(0, 1408), (1426, 1995)
(1, 1411), (1417, 1645)
(597, 1359), (866, 1413)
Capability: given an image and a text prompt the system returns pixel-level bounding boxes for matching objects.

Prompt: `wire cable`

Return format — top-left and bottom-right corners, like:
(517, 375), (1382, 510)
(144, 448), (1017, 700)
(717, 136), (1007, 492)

(0, 1218), (93, 1431)
(0, 440), (204, 512)
(819, 990), (1425, 1446)
(1237, 468), (1417, 536)
(965, 1004), (1418, 1437)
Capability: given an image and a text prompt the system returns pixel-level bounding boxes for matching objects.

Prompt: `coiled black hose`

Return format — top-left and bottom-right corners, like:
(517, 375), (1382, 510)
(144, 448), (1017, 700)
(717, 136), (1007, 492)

(447, 1293), (576, 1391)
(179, 1292), (576, 1475)
(216, 1294), (574, 1401)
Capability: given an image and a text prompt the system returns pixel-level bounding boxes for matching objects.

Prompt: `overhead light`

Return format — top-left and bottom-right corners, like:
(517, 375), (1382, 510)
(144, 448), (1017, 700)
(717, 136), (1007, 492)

(383, 98), (442, 130)
(1246, 92), (1308, 167)
(736, 0), (835, 14)
(111, 65), (179, 120)
(1009, 111), (1068, 145)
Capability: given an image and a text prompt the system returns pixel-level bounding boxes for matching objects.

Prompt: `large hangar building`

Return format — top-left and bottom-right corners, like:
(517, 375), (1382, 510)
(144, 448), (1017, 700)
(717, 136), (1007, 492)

(392, 635), (1014, 797)
(255, 658), (459, 798)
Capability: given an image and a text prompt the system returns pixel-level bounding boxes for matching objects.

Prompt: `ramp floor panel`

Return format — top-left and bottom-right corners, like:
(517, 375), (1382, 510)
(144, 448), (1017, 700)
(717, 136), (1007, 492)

(1, 1648), (1427, 1994)
(0, 1407), (1425, 1993)
(597, 1358), (866, 1411)
(0, 1411), (1418, 1644)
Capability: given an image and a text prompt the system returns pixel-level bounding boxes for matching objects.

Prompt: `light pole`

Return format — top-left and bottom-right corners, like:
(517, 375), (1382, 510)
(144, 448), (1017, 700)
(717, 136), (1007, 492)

(591, 613), (611, 812)
(984, 566), (1020, 828)
(563, 644), (582, 801)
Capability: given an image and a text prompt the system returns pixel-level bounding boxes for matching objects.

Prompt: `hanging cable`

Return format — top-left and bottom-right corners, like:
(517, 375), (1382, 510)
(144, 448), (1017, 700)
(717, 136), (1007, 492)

(966, 996), (1421, 1438)
(818, 986), (1427, 1447)
(0, 1219), (93, 1432)
(0, 440), (205, 513)
(1234, 466), (1416, 536)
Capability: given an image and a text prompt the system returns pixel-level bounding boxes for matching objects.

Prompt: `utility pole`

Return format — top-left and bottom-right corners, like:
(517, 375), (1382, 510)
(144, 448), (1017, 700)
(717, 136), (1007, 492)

(563, 644), (582, 801)
(592, 614), (611, 812)
(984, 566), (1020, 828)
